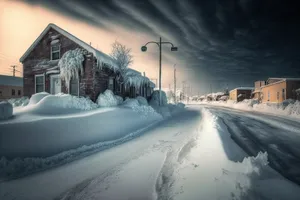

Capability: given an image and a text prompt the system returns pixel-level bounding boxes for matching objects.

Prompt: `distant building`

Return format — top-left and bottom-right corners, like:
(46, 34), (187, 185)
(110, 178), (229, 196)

(260, 78), (300, 103)
(252, 81), (266, 101)
(229, 87), (253, 102)
(0, 75), (23, 100)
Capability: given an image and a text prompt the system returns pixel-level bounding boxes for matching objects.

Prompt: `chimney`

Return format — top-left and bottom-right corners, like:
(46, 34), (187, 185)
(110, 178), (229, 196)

(143, 72), (146, 77)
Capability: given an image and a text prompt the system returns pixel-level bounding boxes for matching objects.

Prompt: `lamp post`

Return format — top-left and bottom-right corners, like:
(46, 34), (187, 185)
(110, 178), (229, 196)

(141, 37), (178, 106)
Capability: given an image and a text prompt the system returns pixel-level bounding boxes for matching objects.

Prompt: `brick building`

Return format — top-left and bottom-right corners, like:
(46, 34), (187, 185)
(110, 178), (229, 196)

(19, 23), (154, 101)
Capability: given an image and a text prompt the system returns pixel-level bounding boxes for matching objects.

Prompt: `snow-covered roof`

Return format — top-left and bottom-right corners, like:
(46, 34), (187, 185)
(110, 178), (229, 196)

(0, 75), (23, 87)
(124, 68), (155, 88)
(230, 87), (254, 92)
(20, 23), (119, 71)
(267, 77), (300, 83)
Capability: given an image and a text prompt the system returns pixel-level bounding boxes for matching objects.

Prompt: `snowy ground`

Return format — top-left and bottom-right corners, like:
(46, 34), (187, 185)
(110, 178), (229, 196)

(1, 105), (300, 200)
(0, 92), (185, 180)
(192, 99), (300, 119)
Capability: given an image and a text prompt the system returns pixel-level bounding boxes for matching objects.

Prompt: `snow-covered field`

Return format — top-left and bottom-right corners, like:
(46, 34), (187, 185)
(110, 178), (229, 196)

(1, 106), (299, 200)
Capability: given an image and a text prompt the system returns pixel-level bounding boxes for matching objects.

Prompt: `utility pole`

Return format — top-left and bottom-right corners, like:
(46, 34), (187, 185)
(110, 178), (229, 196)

(159, 37), (162, 106)
(174, 64), (177, 104)
(182, 81), (186, 101)
(10, 65), (19, 77)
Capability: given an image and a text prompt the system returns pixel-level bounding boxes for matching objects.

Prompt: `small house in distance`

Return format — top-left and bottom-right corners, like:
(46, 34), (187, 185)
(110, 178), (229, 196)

(0, 75), (23, 100)
(19, 23), (154, 101)
(229, 87), (253, 102)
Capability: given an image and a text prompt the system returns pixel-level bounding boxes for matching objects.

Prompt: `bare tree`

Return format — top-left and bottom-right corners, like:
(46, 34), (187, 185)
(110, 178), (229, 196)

(110, 41), (133, 73)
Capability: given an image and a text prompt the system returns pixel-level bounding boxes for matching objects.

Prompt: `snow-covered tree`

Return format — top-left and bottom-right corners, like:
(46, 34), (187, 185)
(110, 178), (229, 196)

(110, 41), (133, 74)
(58, 48), (84, 89)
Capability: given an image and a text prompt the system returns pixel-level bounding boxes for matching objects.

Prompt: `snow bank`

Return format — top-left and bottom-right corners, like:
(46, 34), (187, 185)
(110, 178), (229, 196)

(36, 93), (98, 111)
(7, 97), (29, 107)
(0, 107), (162, 179)
(197, 98), (300, 118)
(28, 92), (50, 105)
(123, 98), (162, 119)
(149, 90), (168, 106)
(97, 89), (123, 107)
(216, 152), (270, 199)
(0, 122), (155, 180)
(58, 48), (84, 89)
(136, 96), (148, 106)
(0, 102), (13, 120)
(148, 90), (185, 118)
(17, 93), (98, 116)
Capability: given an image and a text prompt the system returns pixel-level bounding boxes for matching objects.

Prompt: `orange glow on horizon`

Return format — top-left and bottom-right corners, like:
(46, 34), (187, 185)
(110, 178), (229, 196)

(0, 0), (180, 87)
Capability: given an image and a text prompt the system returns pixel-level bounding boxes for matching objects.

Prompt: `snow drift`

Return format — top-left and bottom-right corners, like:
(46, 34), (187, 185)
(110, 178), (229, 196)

(96, 89), (123, 107)
(28, 92), (50, 105)
(197, 98), (300, 118)
(149, 90), (185, 118)
(19, 92), (98, 115)
(7, 97), (29, 107)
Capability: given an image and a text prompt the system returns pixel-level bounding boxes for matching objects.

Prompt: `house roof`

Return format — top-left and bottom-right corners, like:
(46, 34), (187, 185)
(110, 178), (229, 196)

(267, 77), (300, 83)
(19, 23), (118, 70)
(0, 75), (23, 87)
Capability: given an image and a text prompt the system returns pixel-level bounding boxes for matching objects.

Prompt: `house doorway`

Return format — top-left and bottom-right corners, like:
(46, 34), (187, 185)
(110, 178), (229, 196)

(50, 74), (61, 94)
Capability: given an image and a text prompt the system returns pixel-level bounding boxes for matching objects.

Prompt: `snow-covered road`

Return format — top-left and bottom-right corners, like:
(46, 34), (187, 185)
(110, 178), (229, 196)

(1, 105), (300, 200)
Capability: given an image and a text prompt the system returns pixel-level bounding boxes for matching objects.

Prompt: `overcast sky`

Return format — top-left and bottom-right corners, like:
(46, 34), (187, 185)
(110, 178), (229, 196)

(1, 0), (300, 95)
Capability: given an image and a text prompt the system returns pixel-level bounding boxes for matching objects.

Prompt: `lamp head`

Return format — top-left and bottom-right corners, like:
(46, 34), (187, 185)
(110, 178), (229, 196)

(171, 46), (178, 51)
(141, 46), (147, 52)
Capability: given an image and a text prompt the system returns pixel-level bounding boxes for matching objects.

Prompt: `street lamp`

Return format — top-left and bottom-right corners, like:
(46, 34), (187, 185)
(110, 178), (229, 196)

(141, 37), (178, 106)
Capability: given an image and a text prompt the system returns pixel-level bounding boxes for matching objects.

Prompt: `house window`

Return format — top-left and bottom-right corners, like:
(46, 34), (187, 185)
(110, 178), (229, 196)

(282, 89), (285, 100)
(268, 91), (270, 101)
(12, 89), (15, 96)
(108, 77), (114, 91)
(18, 90), (21, 96)
(69, 77), (79, 96)
(277, 92), (279, 100)
(35, 74), (45, 93)
(0, 91), (2, 96)
(51, 44), (60, 60)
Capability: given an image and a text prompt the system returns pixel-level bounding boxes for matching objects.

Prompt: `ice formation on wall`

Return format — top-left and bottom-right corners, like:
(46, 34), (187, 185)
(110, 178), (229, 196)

(58, 48), (84, 89)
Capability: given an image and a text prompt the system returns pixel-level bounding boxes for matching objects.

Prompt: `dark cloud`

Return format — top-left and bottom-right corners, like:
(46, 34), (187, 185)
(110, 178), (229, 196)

(24, 0), (300, 93)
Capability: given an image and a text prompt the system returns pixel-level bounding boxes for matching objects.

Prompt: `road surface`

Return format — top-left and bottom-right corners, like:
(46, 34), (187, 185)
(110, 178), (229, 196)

(1, 105), (300, 200)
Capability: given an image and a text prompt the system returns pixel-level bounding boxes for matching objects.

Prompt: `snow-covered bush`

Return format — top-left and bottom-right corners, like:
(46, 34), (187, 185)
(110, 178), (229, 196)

(149, 90), (168, 106)
(123, 98), (140, 108)
(122, 98), (161, 119)
(0, 101), (13, 120)
(7, 97), (30, 107)
(37, 93), (98, 111)
(28, 92), (50, 105)
(97, 89), (123, 107)
(58, 48), (84, 89)
(136, 96), (148, 106)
